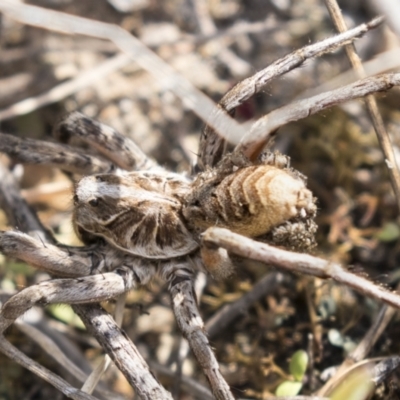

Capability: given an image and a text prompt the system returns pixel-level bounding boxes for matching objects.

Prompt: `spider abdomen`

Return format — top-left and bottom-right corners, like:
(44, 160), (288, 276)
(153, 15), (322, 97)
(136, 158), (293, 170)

(184, 165), (316, 238)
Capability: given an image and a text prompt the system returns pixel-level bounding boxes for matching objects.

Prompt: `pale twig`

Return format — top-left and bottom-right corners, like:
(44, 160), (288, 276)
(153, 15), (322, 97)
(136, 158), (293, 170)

(236, 73), (400, 159)
(0, 1), (247, 145)
(81, 357), (112, 395)
(15, 321), (91, 387)
(0, 17), (275, 121)
(369, 0), (400, 37)
(324, 0), (400, 212)
(202, 227), (400, 310)
(15, 318), (122, 400)
(300, 47), (400, 98)
(349, 304), (396, 362)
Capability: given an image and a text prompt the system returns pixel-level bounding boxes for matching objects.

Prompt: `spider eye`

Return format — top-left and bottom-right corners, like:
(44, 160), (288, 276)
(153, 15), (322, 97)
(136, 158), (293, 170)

(89, 198), (99, 207)
(73, 194), (79, 205)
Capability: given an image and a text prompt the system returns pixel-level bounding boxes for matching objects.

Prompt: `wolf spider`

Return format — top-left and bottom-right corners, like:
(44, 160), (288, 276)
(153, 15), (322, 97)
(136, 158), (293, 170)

(2, 6), (400, 400)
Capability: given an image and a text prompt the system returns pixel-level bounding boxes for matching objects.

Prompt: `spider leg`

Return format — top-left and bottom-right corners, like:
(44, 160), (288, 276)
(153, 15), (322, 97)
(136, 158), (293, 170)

(0, 267), (136, 331)
(0, 160), (172, 399)
(196, 17), (383, 169)
(0, 268), (152, 400)
(203, 227), (400, 310)
(0, 248), (172, 400)
(235, 73), (400, 161)
(0, 132), (115, 175)
(54, 111), (158, 172)
(165, 262), (235, 400)
(0, 231), (92, 277)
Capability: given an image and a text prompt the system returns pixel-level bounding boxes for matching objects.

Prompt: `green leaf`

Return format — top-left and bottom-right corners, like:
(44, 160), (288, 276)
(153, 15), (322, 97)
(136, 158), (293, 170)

(376, 222), (400, 242)
(47, 304), (85, 329)
(289, 350), (308, 381)
(275, 381), (303, 396)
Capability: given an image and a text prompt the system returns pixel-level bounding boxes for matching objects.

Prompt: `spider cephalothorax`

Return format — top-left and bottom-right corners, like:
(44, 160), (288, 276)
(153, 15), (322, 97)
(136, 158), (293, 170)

(73, 172), (196, 259)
